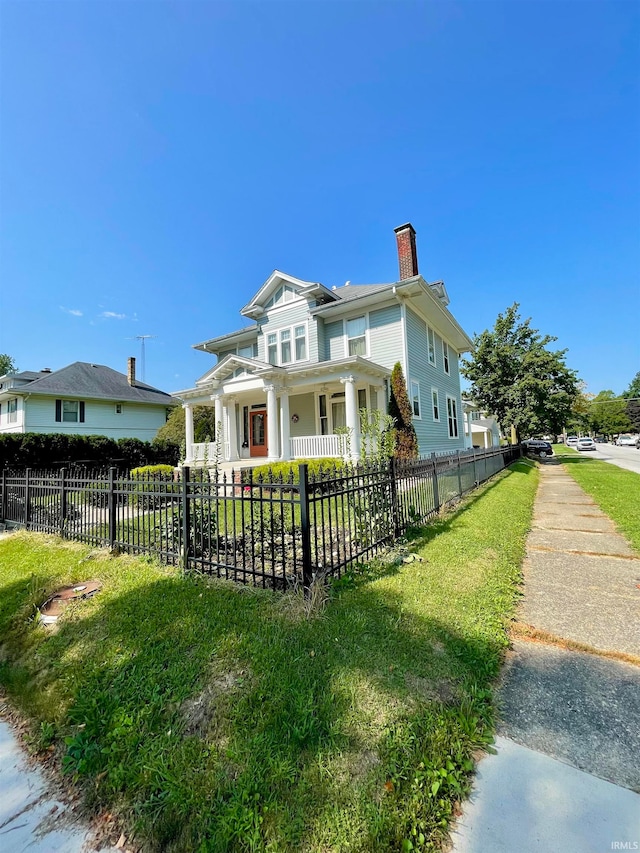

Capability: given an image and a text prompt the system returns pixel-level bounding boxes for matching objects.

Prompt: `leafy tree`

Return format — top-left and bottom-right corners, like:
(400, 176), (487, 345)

(155, 405), (218, 444)
(622, 372), (640, 431)
(461, 304), (579, 442)
(0, 354), (17, 376)
(388, 362), (418, 459)
(589, 390), (633, 437)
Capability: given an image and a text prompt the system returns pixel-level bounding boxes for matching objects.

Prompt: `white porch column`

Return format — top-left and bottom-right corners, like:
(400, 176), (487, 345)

(183, 403), (194, 464)
(279, 390), (291, 461)
(227, 397), (239, 461)
(341, 374), (361, 461)
(211, 394), (226, 461)
(375, 384), (386, 415)
(266, 384), (279, 460)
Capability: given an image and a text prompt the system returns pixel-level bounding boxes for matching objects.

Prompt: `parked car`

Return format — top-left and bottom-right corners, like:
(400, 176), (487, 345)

(576, 438), (596, 452)
(566, 436), (579, 447)
(522, 440), (553, 459)
(616, 434), (636, 447)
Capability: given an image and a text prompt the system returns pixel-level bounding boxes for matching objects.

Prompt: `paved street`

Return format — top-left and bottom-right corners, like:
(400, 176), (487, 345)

(578, 441), (640, 475)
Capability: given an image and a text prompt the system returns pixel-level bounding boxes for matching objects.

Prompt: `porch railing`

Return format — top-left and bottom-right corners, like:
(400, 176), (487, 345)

(191, 442), (217, 464)
(290, 434), (344, 459)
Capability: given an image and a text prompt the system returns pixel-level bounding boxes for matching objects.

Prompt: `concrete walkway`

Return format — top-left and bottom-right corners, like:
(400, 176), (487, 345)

(450, 460), (640, 853)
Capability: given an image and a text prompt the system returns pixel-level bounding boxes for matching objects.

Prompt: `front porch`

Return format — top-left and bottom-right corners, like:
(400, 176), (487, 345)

(174, 354), (391, 468)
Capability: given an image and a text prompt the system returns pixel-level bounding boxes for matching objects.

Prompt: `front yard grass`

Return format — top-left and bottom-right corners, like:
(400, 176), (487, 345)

(554, 447), (640, 554)
(0, 459), (537, 852)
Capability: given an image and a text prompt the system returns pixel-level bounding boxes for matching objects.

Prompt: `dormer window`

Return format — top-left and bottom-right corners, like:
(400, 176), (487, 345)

(265, 284), (298, 309)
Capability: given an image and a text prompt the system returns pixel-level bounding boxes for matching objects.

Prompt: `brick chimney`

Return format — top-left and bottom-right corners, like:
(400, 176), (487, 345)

(127, 357), (136, 386)
(394, 223), (419, 280)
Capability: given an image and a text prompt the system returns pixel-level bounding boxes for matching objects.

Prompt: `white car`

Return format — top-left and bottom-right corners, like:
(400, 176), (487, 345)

(616, 434), (636, 447)
(576, 438), (596, 452)
(566, 436), (579, 447)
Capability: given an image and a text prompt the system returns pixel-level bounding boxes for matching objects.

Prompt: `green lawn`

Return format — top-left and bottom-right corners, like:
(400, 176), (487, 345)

(553, 446), (640, 554)
(0, 459), (537, 853)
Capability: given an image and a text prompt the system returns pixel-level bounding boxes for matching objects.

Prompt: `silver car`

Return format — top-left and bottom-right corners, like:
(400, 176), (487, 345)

(576, 437), (596, 452)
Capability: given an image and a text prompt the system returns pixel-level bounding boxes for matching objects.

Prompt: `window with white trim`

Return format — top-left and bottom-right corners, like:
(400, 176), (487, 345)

(446, 396), (459, 438)
(427, 326), (436, 365)
(443, 341), (450, 374)
(431, 388), (440, 421)
(8, 398), (17, 423)
(346, 316), (366, 356)
(63, 400), (79, 422)
(115, 403), (123, 415)
(410, 380), (421, 418)
(265, 283), (298, 309)
(266, 323), (308, 366)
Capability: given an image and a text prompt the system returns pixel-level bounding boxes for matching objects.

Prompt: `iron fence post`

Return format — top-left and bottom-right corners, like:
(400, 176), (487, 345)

(472, 448), (478, 486)
(456, 450), (463, 497)
(181, 466), (191, 573)
(431, 453), (440, 511)
(298, 463), (313, 597)
(60, 468), (67, 538)
(1, 469), (6, 522)
(389, 458), (401, 538)
(108, 467), (117, 548)
(24, 468), (31, 528)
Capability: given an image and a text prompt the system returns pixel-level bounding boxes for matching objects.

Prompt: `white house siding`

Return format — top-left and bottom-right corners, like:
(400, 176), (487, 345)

(368, 305), (402, 370)
(256, 301), (318, 364)
(23, 397), (168, 442)
(0, 396), (26, 433)
(405, 307), (465, 454)
(288, 393), (316, 437)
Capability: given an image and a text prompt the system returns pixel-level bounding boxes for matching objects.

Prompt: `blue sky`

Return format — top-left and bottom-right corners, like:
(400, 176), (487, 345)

(1, 0), (638, 397)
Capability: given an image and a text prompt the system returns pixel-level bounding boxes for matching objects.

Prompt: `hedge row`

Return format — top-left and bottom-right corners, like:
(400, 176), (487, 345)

(0, 433), (180, 471)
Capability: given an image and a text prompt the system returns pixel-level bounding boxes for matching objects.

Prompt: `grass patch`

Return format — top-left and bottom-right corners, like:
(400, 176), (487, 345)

(553, 448), (640, 554)
(0, 460), (537, 852)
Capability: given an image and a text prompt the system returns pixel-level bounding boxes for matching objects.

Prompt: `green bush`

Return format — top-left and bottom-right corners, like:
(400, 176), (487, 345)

(241, 458), (346, 484)
(0, 433), (180, 470)
(129, 464), (179, 509)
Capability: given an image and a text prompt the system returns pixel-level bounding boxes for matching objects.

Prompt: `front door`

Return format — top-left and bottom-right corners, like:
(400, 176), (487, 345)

(250, 410), (267, 457)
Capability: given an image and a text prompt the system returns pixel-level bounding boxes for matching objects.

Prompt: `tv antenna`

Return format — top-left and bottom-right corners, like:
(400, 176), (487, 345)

(127, 335), (156, 382)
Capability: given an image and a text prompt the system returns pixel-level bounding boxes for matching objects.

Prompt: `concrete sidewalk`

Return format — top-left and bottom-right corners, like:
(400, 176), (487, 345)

(450, 461), (640, 853)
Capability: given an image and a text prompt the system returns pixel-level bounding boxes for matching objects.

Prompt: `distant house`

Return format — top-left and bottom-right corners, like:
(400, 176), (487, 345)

(462, 399), (502, 449)
(0, 358), (176, 442)
(174, 223), (474, 465)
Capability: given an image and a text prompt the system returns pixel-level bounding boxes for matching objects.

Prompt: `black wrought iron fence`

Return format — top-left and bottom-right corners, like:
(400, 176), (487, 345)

(0, 445), (521, 591)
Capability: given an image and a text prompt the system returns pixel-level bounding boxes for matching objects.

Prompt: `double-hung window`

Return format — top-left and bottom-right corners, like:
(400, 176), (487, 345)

(267, 323), (308, 366)
(432, 389), (440, 421)
(443, 341), (450, 374)
(446, 396), (458, 438)
(267, 333), (277, 365)
(427, 326), (436, 365)
(55, 399), (85, 423)
(294, 325), (307, 360)
(346, 316), (366, 356)
(8, 398), (17, 423)
(410, 380), (421, 418)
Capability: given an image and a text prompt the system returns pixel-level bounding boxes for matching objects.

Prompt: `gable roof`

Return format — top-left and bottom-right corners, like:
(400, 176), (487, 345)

(240, 270), (337, 318)
(2, 362), (176, 406)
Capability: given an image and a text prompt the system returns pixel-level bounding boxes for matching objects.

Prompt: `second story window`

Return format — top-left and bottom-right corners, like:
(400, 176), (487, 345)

(443, 341), (450, 374)
(432, 389), (440, 421)
(294, 325), (307, 360)
(266, 323), (309, 367)
(347, 316), (366, 356)
(427, 326), (436, 365)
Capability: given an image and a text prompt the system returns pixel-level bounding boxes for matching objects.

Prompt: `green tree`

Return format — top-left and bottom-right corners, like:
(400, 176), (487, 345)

(461, 304), (579, 442)
(155, 405), (218, 444)
(0, 354), (17, 376)
(589, 390), (633, 437)
(388, 362), (418, 459)
(622, 372), (640, 431)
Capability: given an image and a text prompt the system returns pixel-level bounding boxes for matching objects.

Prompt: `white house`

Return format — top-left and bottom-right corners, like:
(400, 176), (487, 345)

(174, 224), (474, 465)
(462, 399), (502, 449)
(0, 358), (176, 442)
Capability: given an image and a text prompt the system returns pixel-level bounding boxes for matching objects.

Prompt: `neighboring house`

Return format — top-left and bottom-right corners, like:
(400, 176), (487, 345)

(175, 223), (473, 465)
(462, 399), (502, 449)
(0, 358), (176, 441)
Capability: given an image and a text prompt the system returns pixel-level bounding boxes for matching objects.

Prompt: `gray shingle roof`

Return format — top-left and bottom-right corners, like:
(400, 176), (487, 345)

(329, 283), (394, 303)
(13, 362), (176, 406)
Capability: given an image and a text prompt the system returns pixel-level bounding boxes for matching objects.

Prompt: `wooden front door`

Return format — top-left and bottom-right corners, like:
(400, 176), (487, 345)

(250, 410), (267, 457)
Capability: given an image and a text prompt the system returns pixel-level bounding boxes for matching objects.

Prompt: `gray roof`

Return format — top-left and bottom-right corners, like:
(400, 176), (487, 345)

(329, 283), (394, 303)
(9, 362), (176, 406)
